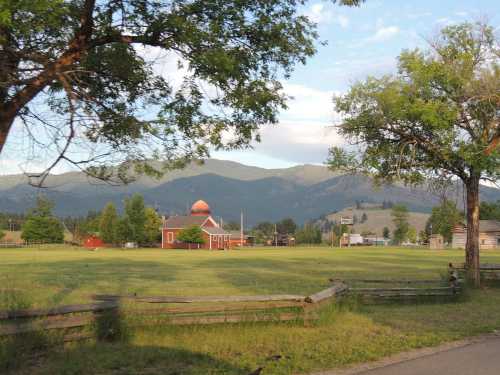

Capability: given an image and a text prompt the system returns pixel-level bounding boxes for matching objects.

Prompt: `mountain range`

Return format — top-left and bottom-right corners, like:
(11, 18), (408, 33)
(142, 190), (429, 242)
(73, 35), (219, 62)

(1, 159), (499, 227)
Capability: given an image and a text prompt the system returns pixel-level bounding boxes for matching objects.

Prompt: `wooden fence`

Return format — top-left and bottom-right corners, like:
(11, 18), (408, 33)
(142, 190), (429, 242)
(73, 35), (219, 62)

(3, 263), (488, 340)
(0, 282), (349, 338)
(451, 263), (500, 281)
(345, 278), (462, 303)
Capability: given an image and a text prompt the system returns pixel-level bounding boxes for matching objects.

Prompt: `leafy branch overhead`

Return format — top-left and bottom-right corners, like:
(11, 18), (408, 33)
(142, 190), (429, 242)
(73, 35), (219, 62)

(0, 0), (361, 184)
(329, 21), (499, 186)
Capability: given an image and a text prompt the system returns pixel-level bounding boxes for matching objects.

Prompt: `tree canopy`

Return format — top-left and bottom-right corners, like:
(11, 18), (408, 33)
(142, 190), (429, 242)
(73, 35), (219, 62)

(426, 199), (463, 243)
(328, 22), (499, 284)
(177, 225), (204, 249)
(21, 196), (64, 243)
(391, 204), (409, 245)
(0, 0), (361, 184)
(99, 202), (118, 244)
(480, 200), (500, 220)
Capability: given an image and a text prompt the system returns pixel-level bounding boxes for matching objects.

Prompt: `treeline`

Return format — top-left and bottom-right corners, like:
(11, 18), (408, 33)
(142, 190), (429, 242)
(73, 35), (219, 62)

(0, 194), (162, 246)
(97, 194), (161, 246)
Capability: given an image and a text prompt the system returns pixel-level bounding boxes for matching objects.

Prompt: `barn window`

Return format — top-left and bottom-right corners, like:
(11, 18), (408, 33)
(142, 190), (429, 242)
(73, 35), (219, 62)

(168, 232), (174, 243)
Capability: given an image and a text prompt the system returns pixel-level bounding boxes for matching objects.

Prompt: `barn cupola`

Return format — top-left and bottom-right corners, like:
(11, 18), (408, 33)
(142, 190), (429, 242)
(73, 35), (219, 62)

(191, 200), (211, 216)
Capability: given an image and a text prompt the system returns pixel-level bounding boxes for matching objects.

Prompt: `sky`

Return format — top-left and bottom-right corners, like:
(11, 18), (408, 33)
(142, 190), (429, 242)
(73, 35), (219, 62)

(0, 0), (499, 175)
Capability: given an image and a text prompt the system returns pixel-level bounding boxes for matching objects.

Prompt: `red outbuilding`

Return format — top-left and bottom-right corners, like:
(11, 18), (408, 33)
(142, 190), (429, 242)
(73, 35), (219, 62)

(83, 234), (105, 248)
(162, 200), (231, 250)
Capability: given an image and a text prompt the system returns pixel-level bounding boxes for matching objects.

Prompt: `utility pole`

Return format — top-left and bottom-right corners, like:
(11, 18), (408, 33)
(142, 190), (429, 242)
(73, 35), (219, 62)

(240, 210), (244, 247)
(274, 223), (278, 247)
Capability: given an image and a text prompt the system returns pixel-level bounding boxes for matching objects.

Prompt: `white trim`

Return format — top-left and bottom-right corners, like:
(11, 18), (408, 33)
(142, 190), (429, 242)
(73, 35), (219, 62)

(202, 216), (218, 227)
(209, 235), (212, 249)
(167, 232), (174, 243)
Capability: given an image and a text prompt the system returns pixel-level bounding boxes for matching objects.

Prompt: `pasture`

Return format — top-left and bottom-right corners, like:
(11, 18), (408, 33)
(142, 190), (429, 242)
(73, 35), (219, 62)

(2, 246), (500, 374)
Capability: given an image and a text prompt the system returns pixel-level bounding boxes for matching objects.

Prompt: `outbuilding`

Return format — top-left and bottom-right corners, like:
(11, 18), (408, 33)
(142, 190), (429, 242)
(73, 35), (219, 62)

(452, 220), (500, 249)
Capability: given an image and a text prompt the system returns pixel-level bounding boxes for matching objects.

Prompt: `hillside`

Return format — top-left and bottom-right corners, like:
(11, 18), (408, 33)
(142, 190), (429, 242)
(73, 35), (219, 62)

(326, 207), (430, 236)
(0, 159), (499, 226)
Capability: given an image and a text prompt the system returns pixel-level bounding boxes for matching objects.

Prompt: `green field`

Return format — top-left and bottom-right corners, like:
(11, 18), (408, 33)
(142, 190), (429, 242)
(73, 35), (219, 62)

(2, 246), (500, 374)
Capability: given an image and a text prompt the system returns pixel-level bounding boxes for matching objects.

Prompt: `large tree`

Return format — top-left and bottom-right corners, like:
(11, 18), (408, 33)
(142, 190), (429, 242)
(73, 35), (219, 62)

(99, 202), (118, 244)
(21, 196), (64, 243)
(328, 22), (499, 285)
(124, 193), (146, 244)
(0, 0), (361, 183)
(391, 204), (409, 245)
(144, 207), (162, 244)
(426, 199), (463, 243)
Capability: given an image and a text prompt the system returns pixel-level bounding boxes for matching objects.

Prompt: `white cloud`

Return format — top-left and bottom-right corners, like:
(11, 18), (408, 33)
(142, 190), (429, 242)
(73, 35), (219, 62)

(304, 3), (349, 28)
(336, 15), (350, 29)
(249, 120), (343, 164)
(455, 11), (468, 17)
(280, 83), (339, 122)
(368, 26), (400, 42)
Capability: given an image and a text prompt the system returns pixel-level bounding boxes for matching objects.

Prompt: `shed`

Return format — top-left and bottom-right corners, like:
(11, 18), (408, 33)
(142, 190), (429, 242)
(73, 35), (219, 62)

(429, 234), (444, 249)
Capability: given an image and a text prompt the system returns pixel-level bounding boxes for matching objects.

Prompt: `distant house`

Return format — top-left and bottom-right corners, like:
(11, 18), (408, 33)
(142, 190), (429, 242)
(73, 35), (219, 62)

(363, 235), (390, 246)
(162, 200), (231, 250)
(349, 233), (364, 245)
(267, 233), (295, 246)
(452, 220), (500, 249)
(228, 231), (255, 247)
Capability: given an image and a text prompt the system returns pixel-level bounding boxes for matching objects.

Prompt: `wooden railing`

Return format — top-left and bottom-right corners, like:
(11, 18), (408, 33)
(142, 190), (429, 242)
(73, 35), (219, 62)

(0, 282), (349, 338)
(451, 263), (500, 281)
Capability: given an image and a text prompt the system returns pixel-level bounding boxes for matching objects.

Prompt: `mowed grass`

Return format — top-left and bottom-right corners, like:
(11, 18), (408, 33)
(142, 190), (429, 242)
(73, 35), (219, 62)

(2, 246), (500, 374)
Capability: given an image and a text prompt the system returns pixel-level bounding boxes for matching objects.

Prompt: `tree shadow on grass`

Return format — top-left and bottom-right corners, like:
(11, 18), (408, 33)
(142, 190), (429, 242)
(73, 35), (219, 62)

(1, 307), (251, 375)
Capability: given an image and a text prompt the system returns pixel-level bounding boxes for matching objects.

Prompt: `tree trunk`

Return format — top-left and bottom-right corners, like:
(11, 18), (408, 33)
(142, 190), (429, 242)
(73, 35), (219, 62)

(465, 175), (481, 287)
(0, 108), (16, 154)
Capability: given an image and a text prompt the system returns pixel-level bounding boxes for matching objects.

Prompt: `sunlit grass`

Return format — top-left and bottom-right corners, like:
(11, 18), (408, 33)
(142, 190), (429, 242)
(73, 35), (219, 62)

(2, 246), (500, 374)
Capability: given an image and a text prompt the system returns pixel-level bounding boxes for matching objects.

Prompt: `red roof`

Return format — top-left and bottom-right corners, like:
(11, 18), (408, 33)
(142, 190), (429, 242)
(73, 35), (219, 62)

(164, 215), (209, 229)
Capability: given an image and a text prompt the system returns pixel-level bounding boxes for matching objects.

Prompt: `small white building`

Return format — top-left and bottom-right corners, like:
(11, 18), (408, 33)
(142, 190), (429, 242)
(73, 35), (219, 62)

(349, 233), (364, 245)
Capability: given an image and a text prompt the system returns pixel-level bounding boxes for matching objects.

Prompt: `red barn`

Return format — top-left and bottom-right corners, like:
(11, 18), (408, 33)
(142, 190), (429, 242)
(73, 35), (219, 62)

(83, 234), (104, 248)
(162, 200), (231, 249)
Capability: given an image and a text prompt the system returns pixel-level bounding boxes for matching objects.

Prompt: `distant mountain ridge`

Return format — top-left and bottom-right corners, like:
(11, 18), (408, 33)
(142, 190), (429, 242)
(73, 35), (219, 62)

(0, 159), (499, 226)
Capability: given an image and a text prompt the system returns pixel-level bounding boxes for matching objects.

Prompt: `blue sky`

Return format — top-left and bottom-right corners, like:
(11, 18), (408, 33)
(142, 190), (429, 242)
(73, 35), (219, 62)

(213, 0), (500, 168)
(0, 0), (499, 174)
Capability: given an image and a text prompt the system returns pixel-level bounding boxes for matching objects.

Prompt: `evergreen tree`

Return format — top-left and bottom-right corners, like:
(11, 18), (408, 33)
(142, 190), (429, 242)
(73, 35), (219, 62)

(21, 197), (64, 243)
(115, 216), (134, 244)
(99, 202), (118, 244)
(124, 194), (146, 244)
(382, 227), (390, 239)
(144, 207), (162, 245)
(361, 212), (368, 223)
(391, 204), (409, 245)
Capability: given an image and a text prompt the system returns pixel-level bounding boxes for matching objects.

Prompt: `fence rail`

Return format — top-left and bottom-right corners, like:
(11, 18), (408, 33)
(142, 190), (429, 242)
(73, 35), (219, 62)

(451, 263), (500, 281)
(0, 282), (349, 338)
(4, 262), (489, 339)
